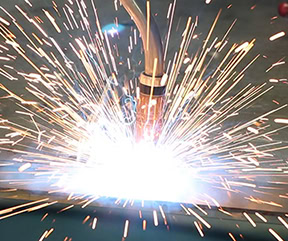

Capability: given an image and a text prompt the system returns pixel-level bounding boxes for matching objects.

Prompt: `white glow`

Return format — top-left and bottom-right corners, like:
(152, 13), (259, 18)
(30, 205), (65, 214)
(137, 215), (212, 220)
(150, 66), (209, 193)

(56, 122), (194, 202)
(108, 28), (118, 37)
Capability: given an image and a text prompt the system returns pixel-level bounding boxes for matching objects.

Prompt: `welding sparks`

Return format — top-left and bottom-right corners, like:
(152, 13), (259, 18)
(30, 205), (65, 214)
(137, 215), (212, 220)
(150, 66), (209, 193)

(92, 217), (98, 230)
(123, 220), (129, 238)
(269, 228), (284, 241)
(194, 221), (204, 237)
(143, 219), (147, 231)
(243, 212), (256, 228)
(18, 163), (32, 172)
(274, 118), (288, 124)
(0, 0), (287, 239)
(277, 216), (288, 229)
(188, 208), (211, 229)
(269, 31), (286, 41)
(255, 212), (267, 223)
(39, 230), (48, 241)
(153, 210), (159, 226)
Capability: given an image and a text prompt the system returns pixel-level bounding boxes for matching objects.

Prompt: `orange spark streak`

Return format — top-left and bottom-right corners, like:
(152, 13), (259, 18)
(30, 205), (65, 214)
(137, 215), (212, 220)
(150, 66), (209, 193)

(41, 213), (48, 221)
(58, 205), (74, 213)
(39, 230), (48, 241)
(228, 233), (236, 241)
(82, 215), (90, 224)
(188, 208), (211, 229)
(45, 228), (54, 238)
(0, 198), (49, 215)
(143, 220), (147, 231)
(194, 221), (204, 237)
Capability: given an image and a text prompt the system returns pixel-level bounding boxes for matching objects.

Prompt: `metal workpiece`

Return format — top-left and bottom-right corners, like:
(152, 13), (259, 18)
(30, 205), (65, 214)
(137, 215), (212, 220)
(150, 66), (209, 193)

(121, 0), (164, 78)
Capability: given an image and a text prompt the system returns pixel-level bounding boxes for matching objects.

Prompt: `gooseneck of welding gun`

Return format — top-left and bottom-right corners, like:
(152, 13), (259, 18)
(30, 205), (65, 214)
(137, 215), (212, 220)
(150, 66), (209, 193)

(121, 0), (166, 142)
